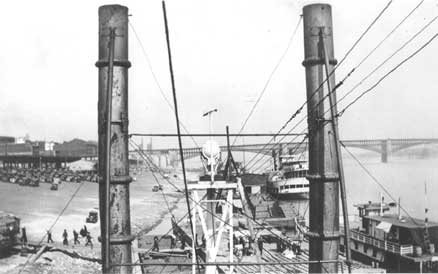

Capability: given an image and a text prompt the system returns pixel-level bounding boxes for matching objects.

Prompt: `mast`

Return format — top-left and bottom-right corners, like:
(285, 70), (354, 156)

(97, 5), (134, 273)
(302, 4), (340, 273)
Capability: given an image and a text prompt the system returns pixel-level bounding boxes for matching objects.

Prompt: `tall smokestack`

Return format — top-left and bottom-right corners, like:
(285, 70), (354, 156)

(97, 5), (134, 274)
(302, 4), (339, 273)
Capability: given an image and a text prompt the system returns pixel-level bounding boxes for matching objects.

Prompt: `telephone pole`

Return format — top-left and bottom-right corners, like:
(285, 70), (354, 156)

(97, 5), (134, 274)
(302, 4), (340, 273)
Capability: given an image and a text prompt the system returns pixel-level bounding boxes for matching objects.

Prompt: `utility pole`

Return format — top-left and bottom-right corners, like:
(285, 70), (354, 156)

(97, 5), (134, 274)
(302, 4), (339, 273)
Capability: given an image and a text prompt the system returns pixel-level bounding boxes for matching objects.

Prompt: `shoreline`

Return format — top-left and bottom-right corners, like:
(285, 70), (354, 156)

(136, 194), (184, 237)
(0, 172), (187, 274)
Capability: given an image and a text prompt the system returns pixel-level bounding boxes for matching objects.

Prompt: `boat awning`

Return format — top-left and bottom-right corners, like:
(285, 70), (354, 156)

(376, 221), (392, 233)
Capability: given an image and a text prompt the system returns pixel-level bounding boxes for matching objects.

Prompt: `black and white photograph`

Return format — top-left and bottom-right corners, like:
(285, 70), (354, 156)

(0, 0), (438, 273)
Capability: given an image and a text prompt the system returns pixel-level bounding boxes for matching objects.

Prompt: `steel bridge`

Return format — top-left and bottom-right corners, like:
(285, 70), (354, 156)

(131, 138), (438, 167)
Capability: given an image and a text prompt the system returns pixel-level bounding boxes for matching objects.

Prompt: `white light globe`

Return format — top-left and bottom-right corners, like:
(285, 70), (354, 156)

(202, 140), (220, 159)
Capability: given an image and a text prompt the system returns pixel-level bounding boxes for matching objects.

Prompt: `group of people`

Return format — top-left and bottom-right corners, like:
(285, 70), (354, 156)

(19, 225), (94, 249)
(46, 225), (94, 248)
(152, 235), (186, 252)
(233, 235), (256, 257)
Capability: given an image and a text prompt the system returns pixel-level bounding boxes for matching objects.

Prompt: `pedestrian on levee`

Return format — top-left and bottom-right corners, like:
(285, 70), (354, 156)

(258, 238), (264, 255)
(21, 227), (28, 245)
(152, 236), (160, 252)
(62, 229), (68, 246)
(73, 230), (80, 245)
(202, 234), (206, 248)
(47, 230), (54, 243)
(85, 232), (93, 249)
(195, 233), (199, 247)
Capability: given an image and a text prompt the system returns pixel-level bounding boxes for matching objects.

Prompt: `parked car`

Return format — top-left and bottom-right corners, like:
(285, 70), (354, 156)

(86, 210), (98, 223)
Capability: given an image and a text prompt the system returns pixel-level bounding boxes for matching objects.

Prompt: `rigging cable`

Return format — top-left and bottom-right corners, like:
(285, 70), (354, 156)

(231, 15), (302, 146)
(246, 13), (437, 172)
(130, 140), (306, 249)
(340, 142), (421, 225)
(243, 0), (394, 169)
(129, 21), (201, 149)
(353, 0), (425, 70)
(335, 0), (393, 69)
(129, 146), (334, 272)
(161, 2), (201, 272)
(130, 141), (175, 219)
(124, 144), (346, 272)
(338, 30), (438, 117)
(251, 25), (438, 174)
(129, 143), (284, 265)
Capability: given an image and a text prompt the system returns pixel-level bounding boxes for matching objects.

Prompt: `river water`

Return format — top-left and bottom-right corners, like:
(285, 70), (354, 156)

(279, 153), (438, 226)
(343, 154), (438, 223)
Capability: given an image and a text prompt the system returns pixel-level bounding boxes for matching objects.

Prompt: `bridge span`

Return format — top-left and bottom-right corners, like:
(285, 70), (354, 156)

(130, 138), (438, 168)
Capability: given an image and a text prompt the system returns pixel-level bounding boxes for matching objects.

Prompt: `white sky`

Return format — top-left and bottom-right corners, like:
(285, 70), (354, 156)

(0, 0), (437, 148)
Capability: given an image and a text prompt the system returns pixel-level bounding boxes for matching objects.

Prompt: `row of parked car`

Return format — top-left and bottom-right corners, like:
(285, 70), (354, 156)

(0, 167), (98, 188)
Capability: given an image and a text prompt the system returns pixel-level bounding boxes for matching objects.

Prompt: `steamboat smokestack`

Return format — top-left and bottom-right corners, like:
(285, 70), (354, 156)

(302, 4), (340, 273)
(97, 4), (133, 274)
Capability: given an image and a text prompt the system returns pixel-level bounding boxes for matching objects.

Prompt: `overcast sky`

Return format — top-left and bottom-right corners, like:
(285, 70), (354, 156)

(1, 0), (437, 148)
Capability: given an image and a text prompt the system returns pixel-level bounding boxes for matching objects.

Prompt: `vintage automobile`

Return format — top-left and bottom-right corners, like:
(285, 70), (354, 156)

(86, 210), (98, 223)
(152, 185), (163, 192)
(0, 212), (20, 255)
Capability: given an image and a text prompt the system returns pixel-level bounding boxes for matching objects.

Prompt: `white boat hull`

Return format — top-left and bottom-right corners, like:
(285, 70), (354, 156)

(269, 177), (309, 195)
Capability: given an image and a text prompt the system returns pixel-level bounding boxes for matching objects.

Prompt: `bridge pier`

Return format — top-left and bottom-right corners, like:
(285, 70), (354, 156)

(381, 139), (392, 163)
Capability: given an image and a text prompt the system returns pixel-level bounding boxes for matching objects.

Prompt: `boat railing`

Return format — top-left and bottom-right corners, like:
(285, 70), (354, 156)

(342, 228), (413, 255)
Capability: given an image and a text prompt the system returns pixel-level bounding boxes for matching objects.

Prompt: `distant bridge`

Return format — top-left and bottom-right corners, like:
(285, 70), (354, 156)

(132, 138), (438, 167)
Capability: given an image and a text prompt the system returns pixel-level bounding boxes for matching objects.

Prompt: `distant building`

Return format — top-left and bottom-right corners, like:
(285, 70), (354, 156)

(31, 141), (57, 156)
(54, 139), (97, 158)
(16, 134), (30, 144)
(45, 141), (56, 151)
(0, 143), (33, 156)
(0, 136), (15, 144)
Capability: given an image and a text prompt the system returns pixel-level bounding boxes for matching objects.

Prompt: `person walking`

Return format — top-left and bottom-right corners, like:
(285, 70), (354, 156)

(202, 234), (206, 248)
(258, 238), (264, 256)
(73, 230), (80, 245)
(21, 227), (28, 245)
(152, 236), (160, 252)
(47, 230), (54, 243)
(85, 232), (93, 249)
(62, 229), (68, 246)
